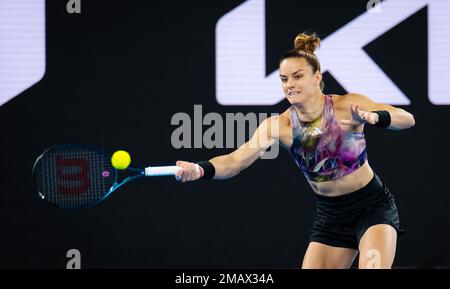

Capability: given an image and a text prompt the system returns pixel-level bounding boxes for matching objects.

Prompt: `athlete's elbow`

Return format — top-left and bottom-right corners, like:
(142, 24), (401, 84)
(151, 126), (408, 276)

(395, 110), (415, 129)
(407, 112), (415, 128)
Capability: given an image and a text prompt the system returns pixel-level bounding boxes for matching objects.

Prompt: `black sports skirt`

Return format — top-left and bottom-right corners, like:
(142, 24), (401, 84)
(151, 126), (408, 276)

(309, 173), (405, 249)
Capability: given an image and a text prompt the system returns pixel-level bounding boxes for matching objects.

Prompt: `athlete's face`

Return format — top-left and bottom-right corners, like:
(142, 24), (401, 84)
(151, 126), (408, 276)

(279, 57), (322, 105)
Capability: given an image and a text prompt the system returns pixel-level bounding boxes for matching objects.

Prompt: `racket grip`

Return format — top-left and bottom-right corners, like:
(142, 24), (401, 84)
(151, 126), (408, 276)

(144, 166), (181, 176)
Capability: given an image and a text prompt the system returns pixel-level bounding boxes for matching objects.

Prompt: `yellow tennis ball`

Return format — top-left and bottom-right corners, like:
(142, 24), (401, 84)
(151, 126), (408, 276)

(111, 150), (131, 170)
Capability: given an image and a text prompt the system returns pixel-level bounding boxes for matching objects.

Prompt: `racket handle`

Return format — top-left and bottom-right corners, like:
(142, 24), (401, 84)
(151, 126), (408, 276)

(144, 166), (181, 176)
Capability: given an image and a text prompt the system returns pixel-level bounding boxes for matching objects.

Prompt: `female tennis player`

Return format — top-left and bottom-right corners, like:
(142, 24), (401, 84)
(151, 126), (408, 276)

(175, 32), (415, 269)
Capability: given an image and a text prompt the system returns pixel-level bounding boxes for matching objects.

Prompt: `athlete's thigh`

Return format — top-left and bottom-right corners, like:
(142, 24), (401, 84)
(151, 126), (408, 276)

(302, 241), (358, 269)
(358, 224), (397, 269)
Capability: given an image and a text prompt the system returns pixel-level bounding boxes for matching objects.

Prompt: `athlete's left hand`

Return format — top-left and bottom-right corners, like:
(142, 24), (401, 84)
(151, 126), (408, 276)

(340, 103), (378, 126)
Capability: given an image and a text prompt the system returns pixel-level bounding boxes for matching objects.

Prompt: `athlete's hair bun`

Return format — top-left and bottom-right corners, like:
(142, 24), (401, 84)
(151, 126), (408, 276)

(294, 32), (321, 53)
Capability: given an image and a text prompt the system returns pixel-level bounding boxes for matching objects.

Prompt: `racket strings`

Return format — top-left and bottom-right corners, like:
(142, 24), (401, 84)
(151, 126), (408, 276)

(35, 146), (116, 208)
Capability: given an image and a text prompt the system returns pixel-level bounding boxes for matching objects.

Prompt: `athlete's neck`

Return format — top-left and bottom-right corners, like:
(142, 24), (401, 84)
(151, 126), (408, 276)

(294, 91), (325, 123)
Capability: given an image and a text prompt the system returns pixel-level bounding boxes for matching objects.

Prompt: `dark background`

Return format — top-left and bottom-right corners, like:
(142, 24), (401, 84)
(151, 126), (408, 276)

(0, 0), (448, 268)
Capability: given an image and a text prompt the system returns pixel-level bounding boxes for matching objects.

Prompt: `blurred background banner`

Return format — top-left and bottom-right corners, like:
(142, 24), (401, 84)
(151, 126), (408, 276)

(0, 0), (449, 268)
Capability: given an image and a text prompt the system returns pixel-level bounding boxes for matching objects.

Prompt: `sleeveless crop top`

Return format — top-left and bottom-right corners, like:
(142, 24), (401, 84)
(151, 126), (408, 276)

(289, 94), (367, 182)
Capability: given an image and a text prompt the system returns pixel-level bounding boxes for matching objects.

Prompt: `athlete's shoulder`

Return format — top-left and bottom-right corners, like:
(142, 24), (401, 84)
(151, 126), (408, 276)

(336, 92), (371, 103)
(260, 112), (290, 130)
(331, 93), (365, 110)
(278, 108), (292, 126)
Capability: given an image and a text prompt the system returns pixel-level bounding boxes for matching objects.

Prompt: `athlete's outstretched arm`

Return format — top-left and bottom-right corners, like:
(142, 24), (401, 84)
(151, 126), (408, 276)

(175, 116), (279, 182)
(340, 93), (415, 130)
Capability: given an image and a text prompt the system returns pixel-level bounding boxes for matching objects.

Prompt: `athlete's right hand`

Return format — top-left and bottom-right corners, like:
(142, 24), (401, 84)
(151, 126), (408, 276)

(175, 161), (203, 182)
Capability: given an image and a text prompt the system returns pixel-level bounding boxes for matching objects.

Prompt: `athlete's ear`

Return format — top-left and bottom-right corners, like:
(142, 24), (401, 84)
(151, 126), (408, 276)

(315, 71), (322, 86)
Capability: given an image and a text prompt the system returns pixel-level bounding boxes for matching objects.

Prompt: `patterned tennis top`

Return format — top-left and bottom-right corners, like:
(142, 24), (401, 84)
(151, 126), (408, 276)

(289, 94), (367, 182)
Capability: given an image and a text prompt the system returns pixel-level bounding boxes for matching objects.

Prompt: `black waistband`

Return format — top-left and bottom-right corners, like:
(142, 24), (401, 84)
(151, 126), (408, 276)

(315, 173), (384, 204)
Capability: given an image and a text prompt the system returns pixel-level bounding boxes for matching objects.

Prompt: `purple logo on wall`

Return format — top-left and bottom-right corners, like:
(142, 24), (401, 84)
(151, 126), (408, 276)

(0, 0), (46, 107)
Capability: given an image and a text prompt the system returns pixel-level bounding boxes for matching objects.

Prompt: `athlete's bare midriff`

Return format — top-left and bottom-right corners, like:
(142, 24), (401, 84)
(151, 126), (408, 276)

(277, 94), (375, 197)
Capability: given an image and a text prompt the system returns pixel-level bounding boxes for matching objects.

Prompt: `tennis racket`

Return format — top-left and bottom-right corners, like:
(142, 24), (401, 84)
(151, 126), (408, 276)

(32, 144), (183, 208)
